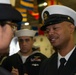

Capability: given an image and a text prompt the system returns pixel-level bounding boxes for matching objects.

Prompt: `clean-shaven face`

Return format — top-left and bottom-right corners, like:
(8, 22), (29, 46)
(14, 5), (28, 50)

(18, 36), (34, 55)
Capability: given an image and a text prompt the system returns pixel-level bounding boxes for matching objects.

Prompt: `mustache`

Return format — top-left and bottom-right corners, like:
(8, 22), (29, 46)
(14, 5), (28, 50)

(48, 35), (56, 39)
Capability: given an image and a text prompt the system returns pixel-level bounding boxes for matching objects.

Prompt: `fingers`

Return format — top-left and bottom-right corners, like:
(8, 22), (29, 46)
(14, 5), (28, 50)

(11, 67), (19, 75)
(24, 73), (28, 75)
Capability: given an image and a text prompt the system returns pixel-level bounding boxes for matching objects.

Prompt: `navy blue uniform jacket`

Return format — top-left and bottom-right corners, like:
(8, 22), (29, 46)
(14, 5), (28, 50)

(1, 51), (47, 75)
(39, 48), (76, 75)
(0, 67), (12, 75)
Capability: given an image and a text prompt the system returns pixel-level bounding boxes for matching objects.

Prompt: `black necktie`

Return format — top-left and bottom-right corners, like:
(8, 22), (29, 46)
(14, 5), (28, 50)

(58, 58), (66, 73)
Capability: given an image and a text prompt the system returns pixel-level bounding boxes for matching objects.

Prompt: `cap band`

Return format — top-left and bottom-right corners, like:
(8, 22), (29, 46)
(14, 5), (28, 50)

(41, 14), (74, 30)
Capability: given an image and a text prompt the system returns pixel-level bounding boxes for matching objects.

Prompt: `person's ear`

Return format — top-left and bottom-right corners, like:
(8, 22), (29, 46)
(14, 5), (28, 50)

(70, 24), (75, 33)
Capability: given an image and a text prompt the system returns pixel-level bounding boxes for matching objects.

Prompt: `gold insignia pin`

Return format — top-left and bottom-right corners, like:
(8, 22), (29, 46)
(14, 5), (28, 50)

(68, 17), (70, 20)
(43, 13), (48, 20)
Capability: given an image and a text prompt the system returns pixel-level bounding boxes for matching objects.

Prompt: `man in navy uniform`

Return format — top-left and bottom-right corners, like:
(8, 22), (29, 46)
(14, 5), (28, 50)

(1, 29), (47, 75)
(39, 5), (76, 75)
(0, 0), (22, 75)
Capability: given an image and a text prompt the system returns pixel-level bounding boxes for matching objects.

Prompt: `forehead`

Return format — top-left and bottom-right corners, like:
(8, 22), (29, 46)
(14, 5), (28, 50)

(46, 21), (71, 28)
(18, 36), (32, 39)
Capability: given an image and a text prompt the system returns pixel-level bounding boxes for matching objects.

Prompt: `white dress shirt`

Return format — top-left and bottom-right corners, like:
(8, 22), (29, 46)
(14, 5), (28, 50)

(58, 46), (75, 68)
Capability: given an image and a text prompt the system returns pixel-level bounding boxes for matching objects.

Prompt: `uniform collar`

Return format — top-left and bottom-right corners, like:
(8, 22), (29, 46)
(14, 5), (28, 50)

(58, 46), (76, 68)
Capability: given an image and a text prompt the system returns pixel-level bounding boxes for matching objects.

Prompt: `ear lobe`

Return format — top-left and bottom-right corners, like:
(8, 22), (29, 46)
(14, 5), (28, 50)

(70, 24), (75, 33)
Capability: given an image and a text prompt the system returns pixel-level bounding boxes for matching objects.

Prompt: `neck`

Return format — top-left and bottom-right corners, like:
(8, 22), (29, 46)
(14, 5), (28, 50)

(58, 46), (75, 56)
(20, 50), (32, 56)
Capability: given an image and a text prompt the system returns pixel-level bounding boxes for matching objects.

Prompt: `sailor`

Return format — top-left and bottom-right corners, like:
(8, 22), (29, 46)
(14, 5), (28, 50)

(39, 5), (76, 75)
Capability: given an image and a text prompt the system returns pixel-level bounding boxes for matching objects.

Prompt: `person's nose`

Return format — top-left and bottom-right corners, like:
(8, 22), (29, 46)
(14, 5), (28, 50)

(22, 40), (27, 45)
(48, 29), (55, 35)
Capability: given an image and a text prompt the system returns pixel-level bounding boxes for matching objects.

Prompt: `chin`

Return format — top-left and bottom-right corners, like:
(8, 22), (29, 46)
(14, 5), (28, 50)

(53, 45), (61, 50)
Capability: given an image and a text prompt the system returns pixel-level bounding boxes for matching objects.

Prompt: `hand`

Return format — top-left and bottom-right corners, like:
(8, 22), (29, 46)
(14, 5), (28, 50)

(11, 67), (19, 75)
(24, 73), (28, 75)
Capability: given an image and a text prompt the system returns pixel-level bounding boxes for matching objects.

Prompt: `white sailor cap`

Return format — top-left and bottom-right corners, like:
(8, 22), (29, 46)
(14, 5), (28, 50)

(15, 29), (37, 37)
(41, 5), (76, 30)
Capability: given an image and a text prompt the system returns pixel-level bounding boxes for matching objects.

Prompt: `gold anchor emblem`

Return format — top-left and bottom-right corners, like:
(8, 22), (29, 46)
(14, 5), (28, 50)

(43, 12), (48, 20)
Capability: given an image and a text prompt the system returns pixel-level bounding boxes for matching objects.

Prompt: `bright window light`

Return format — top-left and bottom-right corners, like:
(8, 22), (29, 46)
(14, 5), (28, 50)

(43, 2), (47, 6)
(38, 2), (47, 7)
(24, 22), (29, 26)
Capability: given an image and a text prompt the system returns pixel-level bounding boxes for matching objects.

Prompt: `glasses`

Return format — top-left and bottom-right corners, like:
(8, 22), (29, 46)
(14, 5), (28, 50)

(0, 21), (17, 31)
